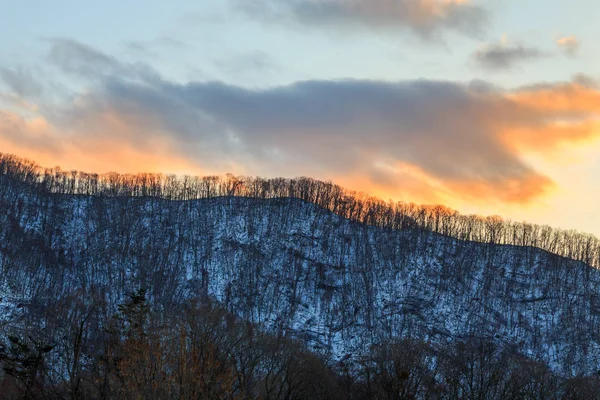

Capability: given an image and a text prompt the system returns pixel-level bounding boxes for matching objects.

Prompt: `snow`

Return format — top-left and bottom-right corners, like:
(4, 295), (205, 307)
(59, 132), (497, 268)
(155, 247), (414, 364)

(0, 183), (599, 376)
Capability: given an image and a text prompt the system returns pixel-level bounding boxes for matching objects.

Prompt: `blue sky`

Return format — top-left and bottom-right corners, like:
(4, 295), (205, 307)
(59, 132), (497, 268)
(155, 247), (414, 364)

(2, 0), (596, 87)
(1, 0), (600, 235)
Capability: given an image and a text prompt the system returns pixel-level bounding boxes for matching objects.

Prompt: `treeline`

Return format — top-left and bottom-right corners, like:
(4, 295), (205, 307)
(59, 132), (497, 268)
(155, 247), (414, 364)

(2, 164), (597, 376)
(1, 152), (598, 268)
(2, 290), (599, 400)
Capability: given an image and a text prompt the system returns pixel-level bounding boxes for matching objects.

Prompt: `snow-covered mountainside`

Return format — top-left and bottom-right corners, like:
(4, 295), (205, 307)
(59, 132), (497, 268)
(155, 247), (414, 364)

(1, 173), (599, 376)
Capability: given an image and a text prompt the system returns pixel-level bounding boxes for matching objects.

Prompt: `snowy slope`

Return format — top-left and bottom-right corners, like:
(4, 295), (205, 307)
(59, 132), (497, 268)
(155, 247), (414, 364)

(0, 175), (599, 376)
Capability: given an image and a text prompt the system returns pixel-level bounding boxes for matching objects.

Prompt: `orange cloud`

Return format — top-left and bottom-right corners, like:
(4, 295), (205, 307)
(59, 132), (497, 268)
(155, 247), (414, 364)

(339, 160), (452, 205)
(499, 82), (600, 157)
(448, 174), (555, 204)
(503, 120), (600, 154)
(359, 0), (472, 22)
(510, 82), (600, 113)
(556, 35), (579, 56)
(350, 0), (486, 33)
(0, 110), (202, 175)
(241, 0), (487, 38)
(354, 159), (554, 208)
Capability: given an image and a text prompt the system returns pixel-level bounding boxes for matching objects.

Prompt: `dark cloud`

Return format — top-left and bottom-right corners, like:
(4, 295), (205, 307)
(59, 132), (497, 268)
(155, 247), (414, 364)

(239, 0), (488, 39)
(7, 40), (600, 204)
(473, 42), (546, 70)
(156, 79), (553, 194)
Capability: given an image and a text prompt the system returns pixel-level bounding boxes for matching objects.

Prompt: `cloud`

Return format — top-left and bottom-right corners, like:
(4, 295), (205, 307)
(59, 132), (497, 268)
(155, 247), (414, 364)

(3, 40), (600, 207)
(557, 35), (579, 57)
(124, 36), (187, 60)
(47, 38), (121, 77)
(239, 0), (488, 39)
(572, 73), (598, 89)
(0, 111), (58, 152)
(46, 38), (159, 82)
(155, 78), (561, 203)
(214, 50), (278, 79)
(0, 92), (39, 111)
(0, 67), (44, 98)
(0, 110), (203, 175)
(473, 40), (546, 70)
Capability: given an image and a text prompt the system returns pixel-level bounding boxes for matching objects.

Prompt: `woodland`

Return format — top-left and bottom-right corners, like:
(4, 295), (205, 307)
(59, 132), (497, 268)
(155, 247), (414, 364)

(1, 153), (600, 399)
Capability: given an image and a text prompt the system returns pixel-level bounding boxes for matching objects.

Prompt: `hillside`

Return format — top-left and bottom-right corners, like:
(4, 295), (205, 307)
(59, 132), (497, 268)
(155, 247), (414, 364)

(1, 165), (600, 383)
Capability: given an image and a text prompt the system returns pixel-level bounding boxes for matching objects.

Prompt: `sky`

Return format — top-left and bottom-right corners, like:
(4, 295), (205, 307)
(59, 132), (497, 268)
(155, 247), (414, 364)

(1, 0), (600, 235)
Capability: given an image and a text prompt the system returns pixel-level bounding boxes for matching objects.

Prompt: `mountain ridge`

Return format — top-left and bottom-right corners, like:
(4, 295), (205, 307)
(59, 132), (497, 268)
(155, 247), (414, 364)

(1, 152), (598, 269)
(1, 159), (600, 379)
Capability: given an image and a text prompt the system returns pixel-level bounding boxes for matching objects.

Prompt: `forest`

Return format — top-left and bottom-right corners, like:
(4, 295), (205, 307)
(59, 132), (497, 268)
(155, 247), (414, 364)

(1, 152), (600, 399)
(1, 152), (598, 268)
(2, 289), (600, 399)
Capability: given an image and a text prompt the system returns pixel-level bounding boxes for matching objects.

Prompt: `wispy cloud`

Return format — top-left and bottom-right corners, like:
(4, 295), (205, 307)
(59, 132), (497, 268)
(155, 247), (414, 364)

(572, 73), (598, 89)
(0, 67), (44, 98)
(556, 35), (579, 57)
(239, 0), (488, 39)
(472, 37), (546, 70)
(214, 50), (278, 80)
(46, 38), (159, 82)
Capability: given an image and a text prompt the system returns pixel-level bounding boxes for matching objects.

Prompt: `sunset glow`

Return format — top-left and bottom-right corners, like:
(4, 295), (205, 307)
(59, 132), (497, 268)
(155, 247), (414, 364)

(1, 0), (599, 235)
